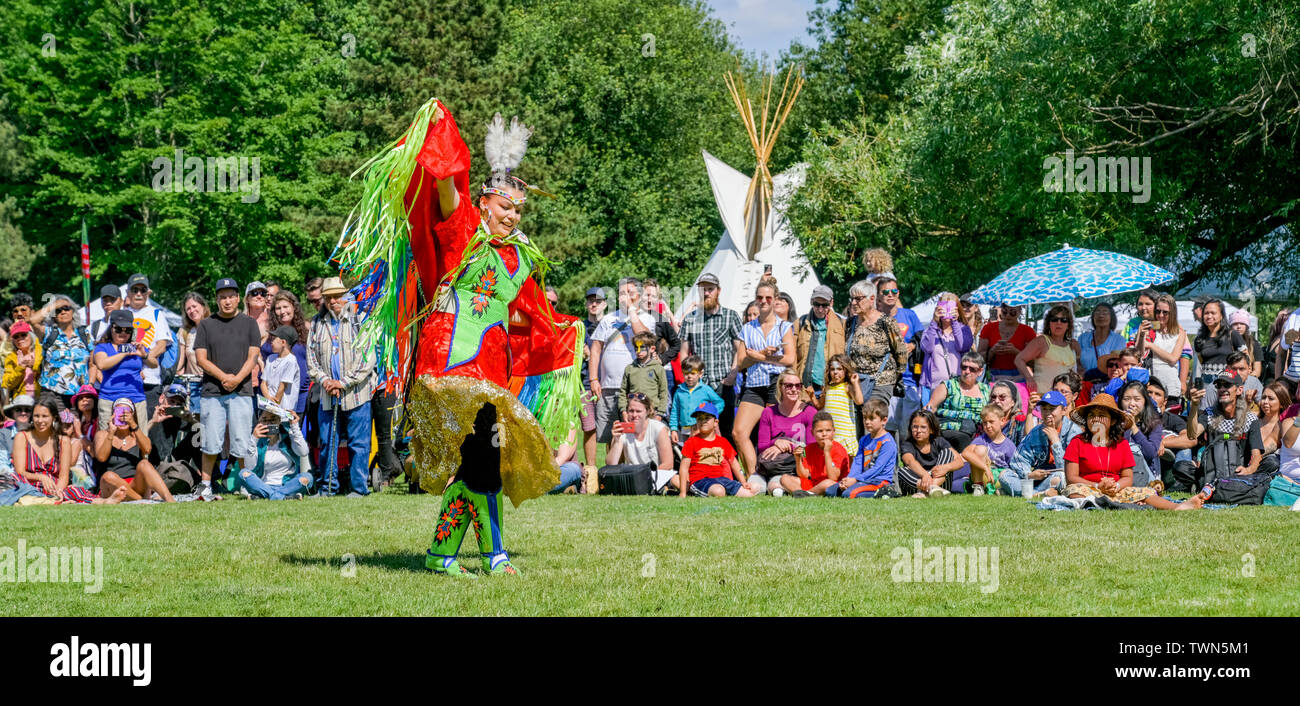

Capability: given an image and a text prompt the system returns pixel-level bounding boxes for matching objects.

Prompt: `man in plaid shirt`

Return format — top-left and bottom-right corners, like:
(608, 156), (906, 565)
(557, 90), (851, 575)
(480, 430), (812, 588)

(678, 273), (744, 438)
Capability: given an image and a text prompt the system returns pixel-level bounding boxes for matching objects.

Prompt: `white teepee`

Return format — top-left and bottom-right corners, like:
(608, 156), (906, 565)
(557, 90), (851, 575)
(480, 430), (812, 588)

(675, 151), (821, 319)
(676, 67), (822, 320)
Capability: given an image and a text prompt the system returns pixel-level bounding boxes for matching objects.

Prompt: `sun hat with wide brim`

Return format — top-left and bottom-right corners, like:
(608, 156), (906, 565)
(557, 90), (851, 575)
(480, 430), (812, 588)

(1069, 393), (1133, 431)
(4, 394), (36, 413)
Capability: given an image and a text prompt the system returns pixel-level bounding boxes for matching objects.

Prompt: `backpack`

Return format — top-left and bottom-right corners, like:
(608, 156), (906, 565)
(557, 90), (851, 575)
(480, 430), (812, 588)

(1198, 409), (1251, 486)
(1211, 473), (1274, 505)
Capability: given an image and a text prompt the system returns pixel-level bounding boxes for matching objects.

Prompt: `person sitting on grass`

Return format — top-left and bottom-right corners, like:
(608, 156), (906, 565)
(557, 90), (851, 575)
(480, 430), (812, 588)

(549, 428), (585, 494)
(676, 401), (754, 498)
(1063, 393), (1203, 510)
(238, 409), (313, 500)
(926, 351), (991, 451)
(749, 367), (817, 496)
(668, 355), (723, 447)
(1001, 390), (1076, 497)
(93, 399), (175, 502)
(827, 398), (896, 498)
(606, 393), (674, 475)
(805, 354), (862, 456)
(13, 395), (126, 504)
(1118, 380), (1163, 489)
(962, 403), (1018, 495)
(897, 409), (965, 498)
(792, 411), (850, 497)
(618, 331), (668, 423)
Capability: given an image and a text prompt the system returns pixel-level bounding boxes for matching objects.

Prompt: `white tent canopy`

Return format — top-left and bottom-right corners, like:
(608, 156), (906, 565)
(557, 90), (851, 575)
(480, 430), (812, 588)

(675, 150), (822, 320)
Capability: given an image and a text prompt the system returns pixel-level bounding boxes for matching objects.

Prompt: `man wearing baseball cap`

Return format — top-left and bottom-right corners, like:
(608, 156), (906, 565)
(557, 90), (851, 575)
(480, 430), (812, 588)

(1186, 371), (1264, 485)
(1000, 390), (1080, 497)
(190, 277), (263, 498)
(122, 273), (175, 415)
(795, 285), (845, 392)
(578, 286), (609, 467)
(679, 272), (745, 439)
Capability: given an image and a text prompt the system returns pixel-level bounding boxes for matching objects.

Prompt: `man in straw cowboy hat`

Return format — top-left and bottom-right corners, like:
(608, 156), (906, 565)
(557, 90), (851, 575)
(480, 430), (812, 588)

(1062, 393), (1205, 510)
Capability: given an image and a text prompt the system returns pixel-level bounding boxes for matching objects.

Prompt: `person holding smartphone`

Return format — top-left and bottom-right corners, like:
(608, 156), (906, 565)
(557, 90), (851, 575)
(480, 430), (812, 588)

(604, 393), (673, 474)
(91, 309), (150, 432)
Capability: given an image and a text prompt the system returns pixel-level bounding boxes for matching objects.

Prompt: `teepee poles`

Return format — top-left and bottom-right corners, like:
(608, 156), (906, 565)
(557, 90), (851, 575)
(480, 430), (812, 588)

(724, 65), (803, 259)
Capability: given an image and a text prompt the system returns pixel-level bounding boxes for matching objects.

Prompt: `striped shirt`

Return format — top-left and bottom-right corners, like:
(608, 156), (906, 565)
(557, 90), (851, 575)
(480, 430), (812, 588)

(821, 382), (858, 456)
(680, 305), (743, 388)
(1286, 310), (1300, 381)
(741, 318), (793, 389)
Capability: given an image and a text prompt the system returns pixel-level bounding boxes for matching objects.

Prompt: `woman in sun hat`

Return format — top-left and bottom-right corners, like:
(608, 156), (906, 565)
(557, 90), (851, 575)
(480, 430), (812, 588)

(1062, 393), (1203, 509)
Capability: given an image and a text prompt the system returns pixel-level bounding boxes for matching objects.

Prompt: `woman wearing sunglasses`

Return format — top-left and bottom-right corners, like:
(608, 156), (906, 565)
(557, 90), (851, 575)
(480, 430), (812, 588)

(36, 294), (93, 409)
(1136, 293), (1188, 408)
(1015, 304), (1082, 397)
(91, 309), (150, 431)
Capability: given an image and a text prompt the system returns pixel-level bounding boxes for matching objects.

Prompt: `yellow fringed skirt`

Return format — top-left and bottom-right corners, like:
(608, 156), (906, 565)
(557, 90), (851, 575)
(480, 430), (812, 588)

(405, 374), (561, 507)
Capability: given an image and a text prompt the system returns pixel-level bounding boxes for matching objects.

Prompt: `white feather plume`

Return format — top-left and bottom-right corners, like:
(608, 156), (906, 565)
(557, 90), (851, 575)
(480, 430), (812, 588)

(484, 112), (531, 174)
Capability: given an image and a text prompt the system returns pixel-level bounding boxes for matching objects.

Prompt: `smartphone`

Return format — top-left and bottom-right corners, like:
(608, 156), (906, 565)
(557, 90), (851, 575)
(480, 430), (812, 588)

(165, 406), (185, 418)
(112, 407), (131, 427)
(763, 264), (773, 275)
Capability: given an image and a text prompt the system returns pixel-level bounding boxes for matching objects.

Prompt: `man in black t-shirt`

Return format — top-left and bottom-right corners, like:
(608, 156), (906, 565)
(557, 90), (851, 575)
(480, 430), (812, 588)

(192, 277), (262, 497)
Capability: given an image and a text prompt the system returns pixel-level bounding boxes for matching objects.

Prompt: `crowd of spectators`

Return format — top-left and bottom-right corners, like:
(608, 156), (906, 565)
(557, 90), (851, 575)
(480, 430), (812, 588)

(4, 257), (1299, 510)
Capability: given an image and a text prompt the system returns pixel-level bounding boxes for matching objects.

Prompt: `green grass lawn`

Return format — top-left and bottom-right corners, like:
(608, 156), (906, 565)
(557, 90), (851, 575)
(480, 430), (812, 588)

(2, 490), (1297, 616)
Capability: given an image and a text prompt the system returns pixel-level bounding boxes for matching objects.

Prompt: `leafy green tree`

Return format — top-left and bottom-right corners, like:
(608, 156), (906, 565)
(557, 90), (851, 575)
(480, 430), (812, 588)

(788, 0), (1299, 303)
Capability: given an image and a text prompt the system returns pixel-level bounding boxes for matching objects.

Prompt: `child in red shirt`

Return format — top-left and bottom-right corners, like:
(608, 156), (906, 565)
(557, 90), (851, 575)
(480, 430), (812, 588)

(678, 402), (754, 498)
(795, 412), (849, 496)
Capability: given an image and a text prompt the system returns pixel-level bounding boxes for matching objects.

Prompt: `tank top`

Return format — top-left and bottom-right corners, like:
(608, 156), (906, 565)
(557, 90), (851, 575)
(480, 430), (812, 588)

(821, 382), (858, 456)
(1280, 426), (1300, 481)
(622, 419), (667, 468)
(1033, 335), (1076, 391)
(23, 432), (58, 478)
(1149, 331), (1182, 396)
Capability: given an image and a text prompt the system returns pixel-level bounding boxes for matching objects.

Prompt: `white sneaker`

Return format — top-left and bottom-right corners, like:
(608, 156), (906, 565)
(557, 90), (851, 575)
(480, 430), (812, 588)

(928, 487), (951, 498)
(196, 483), (214, 499)
(971, 484), (985, 496)
(771, 488), (785, 498)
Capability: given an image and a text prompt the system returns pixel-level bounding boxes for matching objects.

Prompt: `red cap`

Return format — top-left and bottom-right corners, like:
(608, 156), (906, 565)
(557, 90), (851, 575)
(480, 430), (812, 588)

(9, 321), (32, 336)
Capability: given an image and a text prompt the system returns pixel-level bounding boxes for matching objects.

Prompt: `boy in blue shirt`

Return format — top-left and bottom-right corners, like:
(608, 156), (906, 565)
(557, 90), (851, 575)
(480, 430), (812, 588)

(827, 398), (896, 498)
(669, 355), (724, 447)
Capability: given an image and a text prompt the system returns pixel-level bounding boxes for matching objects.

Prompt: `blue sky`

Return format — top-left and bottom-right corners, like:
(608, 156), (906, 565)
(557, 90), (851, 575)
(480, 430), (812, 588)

(706, 0), (819, 59)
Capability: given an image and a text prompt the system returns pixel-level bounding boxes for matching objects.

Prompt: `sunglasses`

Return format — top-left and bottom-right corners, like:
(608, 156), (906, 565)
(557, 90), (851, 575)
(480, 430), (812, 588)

(1106, 361), (1120, 369)
(249, 289), (268, 298)
(755, 296), (774, 302)
(961, 365), (982, 372)
(55, 305), (74, 314)
(812, 301), (831, 308)
(129, 286), (148, 295)
(780, 382), (802, 390)
(1155, 310), (1170, 317)
(627, 393), (649, 402)
(879, 288), (899, 296)
(1047, 316), (1069, 324)
(850, 295), (867, 303)
(11, 333), (28, 340)
(1213, 382), (1235, 390)
(112, 325), (133, 334)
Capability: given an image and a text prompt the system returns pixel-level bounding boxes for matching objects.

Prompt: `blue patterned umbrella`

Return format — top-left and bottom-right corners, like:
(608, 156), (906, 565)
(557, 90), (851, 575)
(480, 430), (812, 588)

(967, 245), (1176, 306)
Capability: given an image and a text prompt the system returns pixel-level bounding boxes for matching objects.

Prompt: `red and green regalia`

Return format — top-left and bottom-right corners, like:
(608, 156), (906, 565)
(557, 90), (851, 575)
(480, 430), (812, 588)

(335, 98), (583, 577)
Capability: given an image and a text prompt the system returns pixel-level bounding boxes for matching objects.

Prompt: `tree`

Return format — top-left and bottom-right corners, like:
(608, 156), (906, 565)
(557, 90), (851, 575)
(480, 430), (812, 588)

(787, 0), (1299, 303)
